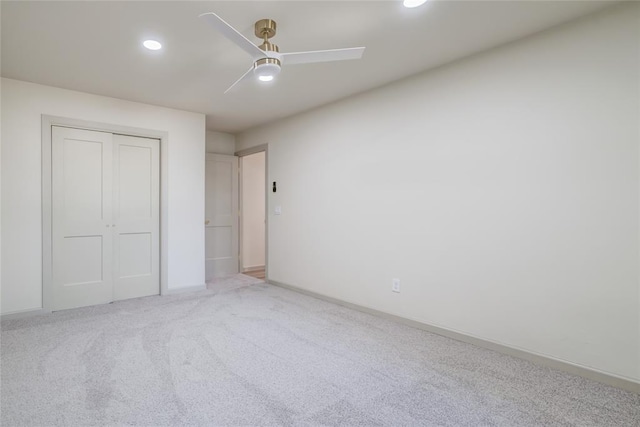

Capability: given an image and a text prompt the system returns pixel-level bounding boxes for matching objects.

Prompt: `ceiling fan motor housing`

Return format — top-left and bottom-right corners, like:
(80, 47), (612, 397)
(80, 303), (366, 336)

(259, 41), (279, 53)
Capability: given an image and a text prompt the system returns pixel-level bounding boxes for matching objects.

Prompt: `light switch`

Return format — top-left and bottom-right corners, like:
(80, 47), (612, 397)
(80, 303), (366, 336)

(275, 206), (282, 215)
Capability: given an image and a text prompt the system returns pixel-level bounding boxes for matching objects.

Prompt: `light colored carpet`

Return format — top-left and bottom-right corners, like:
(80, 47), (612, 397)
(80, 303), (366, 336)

(1, 275), (638, 426)
(243, 268), (266, 281)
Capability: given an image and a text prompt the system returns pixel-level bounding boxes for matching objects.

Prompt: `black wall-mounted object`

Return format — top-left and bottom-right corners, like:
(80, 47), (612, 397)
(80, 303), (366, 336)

(272, 182), (277, 193)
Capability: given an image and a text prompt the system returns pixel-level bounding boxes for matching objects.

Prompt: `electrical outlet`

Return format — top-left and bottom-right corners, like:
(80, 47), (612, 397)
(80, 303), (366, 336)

(392, 278), (400, 293)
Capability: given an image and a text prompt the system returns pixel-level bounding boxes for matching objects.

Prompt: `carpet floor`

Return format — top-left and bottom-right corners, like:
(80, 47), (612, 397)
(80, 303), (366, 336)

(1, 275), (638, 426)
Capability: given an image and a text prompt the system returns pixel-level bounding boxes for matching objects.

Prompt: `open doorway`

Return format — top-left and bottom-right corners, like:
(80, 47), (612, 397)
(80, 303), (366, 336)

(238, 149), (267, 281)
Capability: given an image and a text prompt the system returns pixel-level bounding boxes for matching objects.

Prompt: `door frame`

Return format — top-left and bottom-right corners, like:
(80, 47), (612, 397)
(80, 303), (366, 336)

(235, 144), (269, 282)
(41, 115), (168, 312)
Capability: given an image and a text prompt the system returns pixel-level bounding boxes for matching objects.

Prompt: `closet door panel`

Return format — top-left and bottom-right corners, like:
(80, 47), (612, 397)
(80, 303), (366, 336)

(52, 126), (113, 311)
(112, 134), (160, 301)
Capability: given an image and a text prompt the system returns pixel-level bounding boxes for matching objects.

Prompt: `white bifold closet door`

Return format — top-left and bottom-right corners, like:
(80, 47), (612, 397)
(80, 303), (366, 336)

(52, 126), (159, 311)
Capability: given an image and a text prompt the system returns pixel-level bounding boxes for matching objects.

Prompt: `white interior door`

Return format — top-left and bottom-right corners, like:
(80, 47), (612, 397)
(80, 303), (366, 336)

(112, 134), (160, 301)
(52, 126), (113, 311)
(205, 153), (239, 279)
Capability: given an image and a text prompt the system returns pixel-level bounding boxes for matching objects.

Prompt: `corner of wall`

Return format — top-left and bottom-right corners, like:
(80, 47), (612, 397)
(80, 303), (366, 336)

(205, 130), (236, 155)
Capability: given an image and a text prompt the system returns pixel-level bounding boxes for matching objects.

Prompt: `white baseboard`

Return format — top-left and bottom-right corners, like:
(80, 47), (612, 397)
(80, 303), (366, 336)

(1, 308), (51, 321)
(163, 283), (207, 295)
(242, 265), (265, 273)
(1, 285), (207, 320)
(267, 279), (640, 394)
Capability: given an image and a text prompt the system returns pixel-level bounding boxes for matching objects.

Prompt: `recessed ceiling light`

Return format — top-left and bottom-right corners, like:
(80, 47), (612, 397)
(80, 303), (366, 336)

(143, 40), (162, 50)
(258, 75), (274, 82)
(403, 0), (428, 8)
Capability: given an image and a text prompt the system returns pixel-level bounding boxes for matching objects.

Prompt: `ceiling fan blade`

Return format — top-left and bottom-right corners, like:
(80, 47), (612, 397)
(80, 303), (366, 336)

(224, 66), (254, 94)
(281, 47), (365, 65)
(199, 12), (265, 61)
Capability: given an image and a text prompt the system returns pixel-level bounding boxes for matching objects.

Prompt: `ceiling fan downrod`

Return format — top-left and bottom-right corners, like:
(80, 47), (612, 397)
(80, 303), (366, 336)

(255, 19), (279, 53)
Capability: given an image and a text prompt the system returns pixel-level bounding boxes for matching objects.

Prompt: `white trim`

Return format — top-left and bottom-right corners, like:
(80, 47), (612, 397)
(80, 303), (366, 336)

(268, 279), (640, 394)
(235, 145), (268, 158)
(238, 156), (244, 271)
(41, 115), (169, 313)
(163, 284), (207, 295)
(235, 144), (269, 283)
(1, 308), (51, 321)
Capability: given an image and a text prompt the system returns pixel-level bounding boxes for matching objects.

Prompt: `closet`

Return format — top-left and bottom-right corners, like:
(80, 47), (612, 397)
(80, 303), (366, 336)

(51, 126), (160, 311)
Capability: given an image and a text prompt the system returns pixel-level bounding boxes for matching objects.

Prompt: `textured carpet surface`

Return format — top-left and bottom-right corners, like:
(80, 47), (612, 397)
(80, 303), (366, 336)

(1, 275), (638, 426)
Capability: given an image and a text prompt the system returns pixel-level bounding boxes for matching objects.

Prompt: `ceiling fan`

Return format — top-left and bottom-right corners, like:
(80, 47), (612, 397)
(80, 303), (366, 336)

(199, 13), (366, 93)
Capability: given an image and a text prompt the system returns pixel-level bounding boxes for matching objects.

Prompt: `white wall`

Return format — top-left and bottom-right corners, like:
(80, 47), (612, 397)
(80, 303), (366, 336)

(1, 78), (206, 314)
(237, 3), (640, 381)
(241, 152), (265, 270)
(0, 77), (3, 311)
(206, 130), (235, 155)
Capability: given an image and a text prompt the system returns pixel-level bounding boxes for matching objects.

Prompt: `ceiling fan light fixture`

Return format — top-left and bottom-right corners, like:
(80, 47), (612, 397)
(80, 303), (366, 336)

(403, 0), (428, 8)
(254, 58), (281, 82)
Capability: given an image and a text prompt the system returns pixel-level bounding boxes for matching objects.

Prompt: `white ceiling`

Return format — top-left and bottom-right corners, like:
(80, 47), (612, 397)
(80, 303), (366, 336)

(1, 0), (615, 133)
